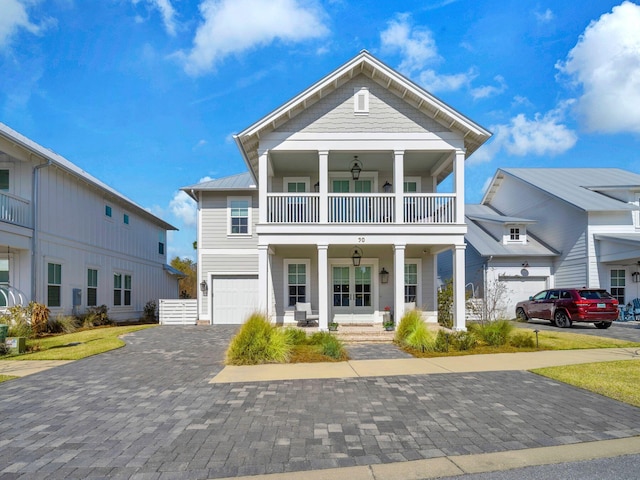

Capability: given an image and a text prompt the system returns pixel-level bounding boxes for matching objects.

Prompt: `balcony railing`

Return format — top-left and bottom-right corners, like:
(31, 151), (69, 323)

(0, 192), (32, 228)
(266, 193), (456, 224)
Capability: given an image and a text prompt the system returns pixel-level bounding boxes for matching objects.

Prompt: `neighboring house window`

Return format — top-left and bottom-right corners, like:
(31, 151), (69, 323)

(285, 260), (309, 307)
(405, 264), (418, 303)
(105, 205), (112, 217)
(123, 213), (129, 225)
(47, 263), (62, 307)
(0, 169), (9, 190)
(228, 197), (251, 235)
(610, 269), (625, 304)
(87, 269), (98, 307)
(0, 258), (8, 307)
(114, 273), (132, 306)
(510, 228), (520, 241)
(158, 231), (165, 255)
(354, 87), (369, 114)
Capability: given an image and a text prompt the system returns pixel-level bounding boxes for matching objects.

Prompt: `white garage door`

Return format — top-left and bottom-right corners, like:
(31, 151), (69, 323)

(211, 275), (259, 324)
(500, 276), (548, 319)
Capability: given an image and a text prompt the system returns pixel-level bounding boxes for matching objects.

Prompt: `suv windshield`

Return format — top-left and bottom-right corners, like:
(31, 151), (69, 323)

(579, 290), (612, 299)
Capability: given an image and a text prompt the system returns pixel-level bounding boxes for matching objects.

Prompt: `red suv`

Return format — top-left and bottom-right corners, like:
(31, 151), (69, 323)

(515, 288), (619, 329)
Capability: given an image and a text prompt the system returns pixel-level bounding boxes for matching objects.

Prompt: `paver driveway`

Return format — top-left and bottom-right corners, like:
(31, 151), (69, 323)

(1, 326), (640, 479)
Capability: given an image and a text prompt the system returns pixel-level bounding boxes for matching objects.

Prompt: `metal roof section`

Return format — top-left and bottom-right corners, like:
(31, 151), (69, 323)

(593, 233), (640, 247)
(234, 50), (492, 180)
(465, 205), (558, 257)
(181, 172), (256, 200)
(465, 204), (537, 225)
(0, 122), (177, 231)
(163, 264), (187, 277)
(483, 168), (640, 212)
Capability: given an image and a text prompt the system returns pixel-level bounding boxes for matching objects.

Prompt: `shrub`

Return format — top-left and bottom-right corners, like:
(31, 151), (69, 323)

(142, 300), (157, 323)
(433, 329), (451, 352)
(284, 327), (307, 345)
(309, 331), (347, 360)
(395, 309), (424, 344)
(509, 331), (535, 348)
(225, 312), (294, 365)
(1, 305), (32, 338)
(437, 279), (453, 328)
(469, 320), (514, 346)
(47, 315), (78, 334)
(266, 327), (291, 363)
(451, 330), (478, 351)
(396, 309), (434, 351)
(82, 305), (112, 328)
(31, 303), (50, 336)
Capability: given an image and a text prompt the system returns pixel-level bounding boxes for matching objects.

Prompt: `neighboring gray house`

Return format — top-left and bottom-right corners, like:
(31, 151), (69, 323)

(441, 167), (640, 318)
(184, 50), (492, 329)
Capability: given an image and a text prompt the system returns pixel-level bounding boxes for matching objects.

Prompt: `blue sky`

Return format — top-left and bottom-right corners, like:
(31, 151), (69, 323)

(2, 0), (640, 260)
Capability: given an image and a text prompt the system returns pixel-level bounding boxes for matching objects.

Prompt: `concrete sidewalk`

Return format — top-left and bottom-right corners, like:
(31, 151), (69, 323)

(211, 347), (640, 383)
(0, 359), (73, 377)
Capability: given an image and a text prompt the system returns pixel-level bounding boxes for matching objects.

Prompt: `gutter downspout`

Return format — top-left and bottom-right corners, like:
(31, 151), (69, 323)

(31, 159), (52, 303)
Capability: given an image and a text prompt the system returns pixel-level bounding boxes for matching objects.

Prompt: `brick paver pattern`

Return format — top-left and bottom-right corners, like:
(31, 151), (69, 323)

(1, 326), (640, 479)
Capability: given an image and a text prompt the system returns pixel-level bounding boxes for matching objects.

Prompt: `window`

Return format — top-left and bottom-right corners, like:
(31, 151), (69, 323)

(105, 205), (112, 217)
(610, 269), (625, 303)
(0, 169), (9, 190)
(0, 258), (8, 307)
(229, 197), (250, 235)
(286, 262), (307, 307)
(158, 231), (165, 255)
(405, 264), (418, 303)
(87, 269), (98, 306)
(510, 228), (520, 241)
(114, 273), (132, 306)
(403, 182), (417, 193)
(354, 87), (369, 114)
(123, 214), (129, 225)
(47, 263), (62, 307)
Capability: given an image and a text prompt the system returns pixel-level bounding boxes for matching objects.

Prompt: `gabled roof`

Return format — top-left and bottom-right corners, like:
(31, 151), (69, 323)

(0, 122), (177, 231)
(483, 168), (640, 212)
(465, 204), (558, 257)
(234, 50), (491, 179)
(182, 172), (256, 200)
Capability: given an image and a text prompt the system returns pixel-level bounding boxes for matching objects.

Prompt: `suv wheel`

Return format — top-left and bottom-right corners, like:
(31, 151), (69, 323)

(594, 322), (612, 329)
(554, 310), (572, 328)
(516, 308), (528, 322)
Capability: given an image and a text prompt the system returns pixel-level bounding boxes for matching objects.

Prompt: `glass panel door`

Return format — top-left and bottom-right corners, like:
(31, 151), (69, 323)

(354, 266), (372, 307)
(331, 264), (375, 323)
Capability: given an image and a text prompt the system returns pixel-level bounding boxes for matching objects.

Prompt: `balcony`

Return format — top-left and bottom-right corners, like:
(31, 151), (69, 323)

(0, 192), (32, 229)
(266, 193), (456, 224)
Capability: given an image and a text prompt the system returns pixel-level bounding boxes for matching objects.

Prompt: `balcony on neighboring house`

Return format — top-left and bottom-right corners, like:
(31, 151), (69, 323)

(266, 192), (456, 224)
(0, 192), (32, 229)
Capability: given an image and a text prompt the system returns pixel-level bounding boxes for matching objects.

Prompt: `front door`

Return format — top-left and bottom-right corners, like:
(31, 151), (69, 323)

(331, 264), (375, 323)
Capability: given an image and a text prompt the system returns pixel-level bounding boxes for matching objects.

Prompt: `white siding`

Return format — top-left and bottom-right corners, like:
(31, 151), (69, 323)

(200, 192), (258, 250)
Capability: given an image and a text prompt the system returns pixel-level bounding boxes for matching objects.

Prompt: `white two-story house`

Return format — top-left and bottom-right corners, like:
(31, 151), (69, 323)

(185, 51), (491, 330)
(1, 123), (181, 320)
(441, 168), (640, 318)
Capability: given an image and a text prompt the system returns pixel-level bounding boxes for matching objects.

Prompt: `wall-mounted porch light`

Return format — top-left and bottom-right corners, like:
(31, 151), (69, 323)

(382, 181), (392, 193)
(351, 247), (362, 267)
(350, 156), (362, 180)
(314, 182), (320, 192)
(199, 280), (208, 295)
(380, 267), (389, 284)
(632, 271), (640, 283)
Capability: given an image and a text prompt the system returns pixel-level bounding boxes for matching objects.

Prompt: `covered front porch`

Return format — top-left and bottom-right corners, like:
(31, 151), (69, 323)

(259, 240), (467, 331)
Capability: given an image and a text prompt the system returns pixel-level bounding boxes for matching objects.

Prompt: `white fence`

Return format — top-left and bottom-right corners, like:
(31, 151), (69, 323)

(159, 299), (198, 325)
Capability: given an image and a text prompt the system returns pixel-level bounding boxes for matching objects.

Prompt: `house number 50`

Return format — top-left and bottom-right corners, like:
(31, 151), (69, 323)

(358, 237), (365, 243)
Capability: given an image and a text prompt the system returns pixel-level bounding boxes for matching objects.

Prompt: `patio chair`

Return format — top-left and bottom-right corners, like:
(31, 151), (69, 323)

(294, 302), (319, 327)
(633, 298), (640, 321)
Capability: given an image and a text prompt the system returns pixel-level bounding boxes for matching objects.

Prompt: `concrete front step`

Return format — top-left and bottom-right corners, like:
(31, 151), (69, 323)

(332, 325), (396, 344)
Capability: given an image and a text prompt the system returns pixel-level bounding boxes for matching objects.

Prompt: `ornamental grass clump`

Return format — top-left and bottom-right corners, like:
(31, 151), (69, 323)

(395, 309), (435, 351)
(469, 320), (514, 347)
(509, 331), (536, 348)
(309, 331), (347, 360)
(225, 312), (295, 365)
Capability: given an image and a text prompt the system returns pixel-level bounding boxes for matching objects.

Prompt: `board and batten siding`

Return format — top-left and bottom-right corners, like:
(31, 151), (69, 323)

(274, 74), (448, 135)
(489, 175), (589, 287)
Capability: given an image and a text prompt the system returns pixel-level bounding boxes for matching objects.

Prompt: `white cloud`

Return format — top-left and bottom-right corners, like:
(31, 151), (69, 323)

(535, 8), (554, 23)
(470, 103), (577, 164)
(0, 0), (43, 50)
(557, 1), (640, 133)
(179, 0), (328, 76)
(168, 176), (213, 227)
(380, 14), (475, 93)
(132, 0), (177, 35)
(470, 75), (507, 100)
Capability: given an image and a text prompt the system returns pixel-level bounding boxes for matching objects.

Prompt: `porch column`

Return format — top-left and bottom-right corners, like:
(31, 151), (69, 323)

(454, 149), (465, 224)
(258, 150), (269, 224)
(394, 150), (405, 224)
(318, 151), (328, 223)
(317, 244), (328, 330)
(452, 244), (466, 331)
(258, 244), (270, 317)
(393, 243), (406, 321)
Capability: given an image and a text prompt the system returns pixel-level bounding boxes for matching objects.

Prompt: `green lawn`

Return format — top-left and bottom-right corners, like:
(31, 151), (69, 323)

(0, 375), (17, 384)
(1, 325), (156, 361)
(533, 360), (640, 407)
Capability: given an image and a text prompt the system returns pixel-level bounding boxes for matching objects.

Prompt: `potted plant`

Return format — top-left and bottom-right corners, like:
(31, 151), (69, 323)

(328, 322), (338, 331)
(383, 320), (395, 331)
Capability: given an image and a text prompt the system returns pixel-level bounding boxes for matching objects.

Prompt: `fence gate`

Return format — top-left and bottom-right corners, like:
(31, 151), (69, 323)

(159, 299), (197, 325)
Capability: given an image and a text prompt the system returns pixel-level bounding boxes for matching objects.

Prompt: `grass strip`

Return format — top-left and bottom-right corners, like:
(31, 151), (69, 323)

(1, 325), (156, 361)
(532, 359), (640, 407)
(0, 374), (17, 384)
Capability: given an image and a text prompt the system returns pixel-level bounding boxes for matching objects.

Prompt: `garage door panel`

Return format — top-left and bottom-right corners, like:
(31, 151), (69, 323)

(500, 277), (548, 319)
(212, 275), (259, 324)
